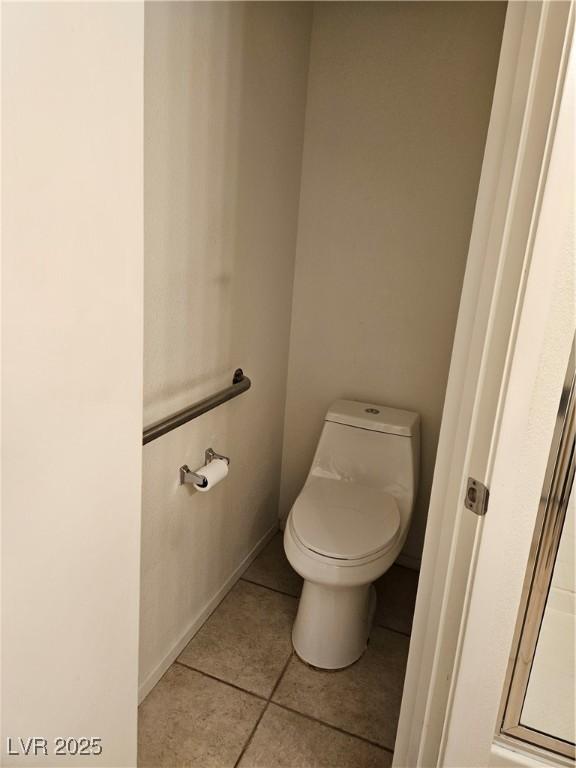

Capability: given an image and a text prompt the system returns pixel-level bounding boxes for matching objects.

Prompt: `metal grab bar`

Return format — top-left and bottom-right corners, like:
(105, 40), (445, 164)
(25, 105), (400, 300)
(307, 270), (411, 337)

(143, 369), (251, 445)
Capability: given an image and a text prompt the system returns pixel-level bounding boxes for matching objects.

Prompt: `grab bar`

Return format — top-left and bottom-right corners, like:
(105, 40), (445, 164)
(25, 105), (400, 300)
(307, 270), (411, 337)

(143, 368), (251, 445)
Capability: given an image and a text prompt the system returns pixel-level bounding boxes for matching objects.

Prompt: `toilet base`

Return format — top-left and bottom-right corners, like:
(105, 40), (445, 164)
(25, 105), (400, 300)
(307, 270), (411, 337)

(291, 581), (377, 669)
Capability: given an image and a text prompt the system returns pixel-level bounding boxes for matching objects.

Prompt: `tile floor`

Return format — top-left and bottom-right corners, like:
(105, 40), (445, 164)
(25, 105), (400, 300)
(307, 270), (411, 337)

(139, 531), (419, 768)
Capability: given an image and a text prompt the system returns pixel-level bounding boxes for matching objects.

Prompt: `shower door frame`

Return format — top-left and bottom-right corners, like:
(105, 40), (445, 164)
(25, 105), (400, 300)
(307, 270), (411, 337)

(498, 343), (575, 760)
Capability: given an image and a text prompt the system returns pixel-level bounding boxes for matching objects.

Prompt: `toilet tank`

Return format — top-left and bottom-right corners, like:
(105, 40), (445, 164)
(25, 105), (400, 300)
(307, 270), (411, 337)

(309, 400), (420, 525)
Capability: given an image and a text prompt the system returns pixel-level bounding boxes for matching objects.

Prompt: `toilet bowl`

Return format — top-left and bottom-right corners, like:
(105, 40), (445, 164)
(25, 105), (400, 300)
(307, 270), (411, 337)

(284, 399), (420, 669)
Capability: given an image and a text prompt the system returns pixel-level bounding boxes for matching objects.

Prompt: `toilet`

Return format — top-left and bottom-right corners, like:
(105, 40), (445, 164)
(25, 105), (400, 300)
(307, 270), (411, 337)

(284, 399), (420, 669)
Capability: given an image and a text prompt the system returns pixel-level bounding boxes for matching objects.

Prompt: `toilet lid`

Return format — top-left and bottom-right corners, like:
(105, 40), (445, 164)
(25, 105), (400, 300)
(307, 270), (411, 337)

(291, 477), (401, 561)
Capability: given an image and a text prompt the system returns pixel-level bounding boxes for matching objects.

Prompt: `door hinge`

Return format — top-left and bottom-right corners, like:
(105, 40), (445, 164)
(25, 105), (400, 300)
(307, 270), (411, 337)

(465, 477), (489, 516)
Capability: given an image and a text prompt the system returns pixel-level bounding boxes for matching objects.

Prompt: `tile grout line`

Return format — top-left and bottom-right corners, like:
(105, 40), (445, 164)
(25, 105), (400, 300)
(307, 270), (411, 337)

(176, 656), (395, 759)
(239, 577), (301, 600)
(271, 701), (395, 755)
(232, 703), (267, 768)
(375, 621), (411, 638)
(240, 576), (412, 638)
(232, 651), (295, 768)
(268, 650), (295, 701)
(173, 554), (410, 762)
(174, 660), (268, 702)
(147, 543), (412, 764)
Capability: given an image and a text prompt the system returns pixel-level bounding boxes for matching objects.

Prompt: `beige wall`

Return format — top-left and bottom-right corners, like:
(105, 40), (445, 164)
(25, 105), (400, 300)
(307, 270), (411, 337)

(280, 2), (506, 563)
(1, 4), (143, 765)
(140, 2), (312, 697)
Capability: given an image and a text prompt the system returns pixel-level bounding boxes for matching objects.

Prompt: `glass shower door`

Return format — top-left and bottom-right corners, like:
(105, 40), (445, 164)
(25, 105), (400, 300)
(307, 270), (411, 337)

(499, 344), (575, 761)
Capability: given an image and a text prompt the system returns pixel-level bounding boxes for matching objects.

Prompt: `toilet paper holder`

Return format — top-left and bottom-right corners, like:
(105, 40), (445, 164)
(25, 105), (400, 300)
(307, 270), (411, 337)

(180, 448), (230, 488)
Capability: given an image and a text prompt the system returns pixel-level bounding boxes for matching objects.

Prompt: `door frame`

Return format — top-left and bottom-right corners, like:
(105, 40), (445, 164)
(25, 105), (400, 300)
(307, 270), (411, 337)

(393, 3), (574, 766)
(441, 24), (574, 765)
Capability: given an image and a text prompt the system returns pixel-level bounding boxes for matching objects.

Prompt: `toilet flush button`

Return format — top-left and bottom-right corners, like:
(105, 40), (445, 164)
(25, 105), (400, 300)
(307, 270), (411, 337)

(365, 408), (380, 414)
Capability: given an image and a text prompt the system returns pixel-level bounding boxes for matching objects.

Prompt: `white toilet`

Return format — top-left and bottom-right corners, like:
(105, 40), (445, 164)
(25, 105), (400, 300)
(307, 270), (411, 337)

(284, 399), (420, 669)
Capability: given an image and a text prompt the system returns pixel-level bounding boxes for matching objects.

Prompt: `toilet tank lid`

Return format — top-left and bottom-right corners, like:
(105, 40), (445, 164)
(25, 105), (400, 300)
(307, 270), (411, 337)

(325, 400), (419, 437)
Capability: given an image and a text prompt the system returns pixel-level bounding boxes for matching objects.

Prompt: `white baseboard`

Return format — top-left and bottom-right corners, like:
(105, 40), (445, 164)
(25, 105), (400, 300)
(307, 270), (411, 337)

(138, 523), (278, 703)
(397, 552), (421, 571)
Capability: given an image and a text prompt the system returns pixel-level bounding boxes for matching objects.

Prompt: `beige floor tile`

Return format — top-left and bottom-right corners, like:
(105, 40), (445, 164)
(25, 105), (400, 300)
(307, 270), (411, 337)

(272, 627), (409, 750)
(138, 664), (264, 768)
(374, 565), (419, 635)
(178, 580), (297, 697)
(238, 704), (391, 768)
(242, 532), (303, 597)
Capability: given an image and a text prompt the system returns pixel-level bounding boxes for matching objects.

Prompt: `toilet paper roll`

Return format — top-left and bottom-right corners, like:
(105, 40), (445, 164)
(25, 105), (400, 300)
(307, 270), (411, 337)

(193, 458), (229, 492)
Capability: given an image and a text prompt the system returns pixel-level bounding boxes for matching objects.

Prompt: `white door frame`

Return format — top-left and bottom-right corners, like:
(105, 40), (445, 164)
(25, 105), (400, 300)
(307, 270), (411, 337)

(393, 3), (574, 767)
(442, 21), (574, 767)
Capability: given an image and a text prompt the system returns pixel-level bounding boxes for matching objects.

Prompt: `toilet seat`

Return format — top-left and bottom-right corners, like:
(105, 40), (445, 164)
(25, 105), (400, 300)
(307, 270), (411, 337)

(291, 477), (400, 561)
